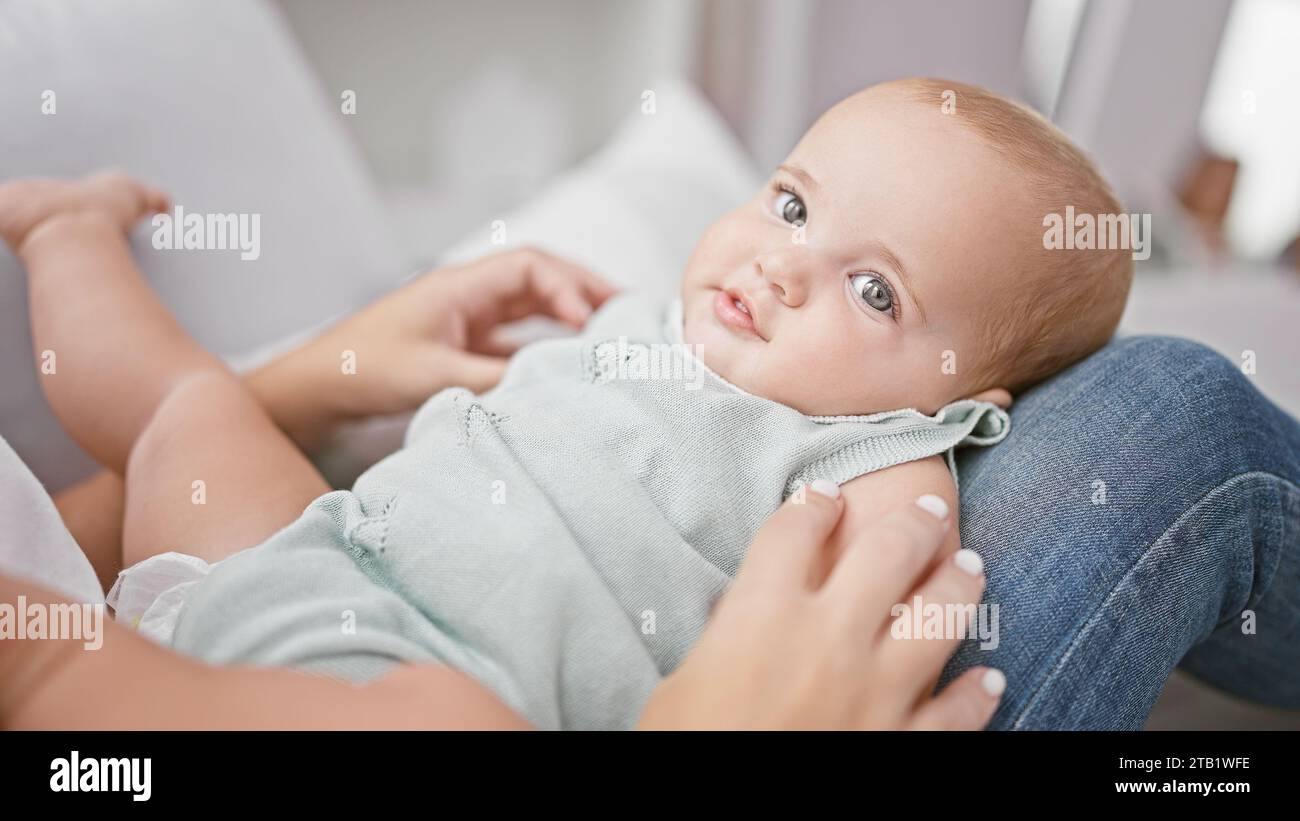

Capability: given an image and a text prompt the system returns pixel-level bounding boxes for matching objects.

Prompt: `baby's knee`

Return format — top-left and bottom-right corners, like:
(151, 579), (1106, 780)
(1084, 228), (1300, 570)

(130, 371), (257, 462)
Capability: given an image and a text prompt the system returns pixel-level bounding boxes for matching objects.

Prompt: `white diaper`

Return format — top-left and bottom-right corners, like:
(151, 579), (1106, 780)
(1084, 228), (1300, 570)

(106, 551), (218, 645)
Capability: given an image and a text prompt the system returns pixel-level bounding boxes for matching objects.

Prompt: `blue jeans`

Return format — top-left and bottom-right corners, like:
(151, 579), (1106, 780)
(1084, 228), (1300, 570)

(949, 335), (1300, 729)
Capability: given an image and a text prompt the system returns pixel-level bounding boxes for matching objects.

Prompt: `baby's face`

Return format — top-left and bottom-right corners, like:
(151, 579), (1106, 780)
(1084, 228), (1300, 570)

(681, 87), (1023, 416)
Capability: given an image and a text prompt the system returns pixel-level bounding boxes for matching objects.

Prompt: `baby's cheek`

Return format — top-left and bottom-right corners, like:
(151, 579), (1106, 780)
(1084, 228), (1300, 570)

(686, 215), (747, 272)
(892, 352), (957, 412)
(776, 339), (857, 407)
(822, 332), (910, 408)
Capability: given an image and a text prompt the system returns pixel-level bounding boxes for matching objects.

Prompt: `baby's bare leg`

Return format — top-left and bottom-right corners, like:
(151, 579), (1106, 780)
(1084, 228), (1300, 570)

(2, 174), (328, 567)
(120, 369), (329, 566)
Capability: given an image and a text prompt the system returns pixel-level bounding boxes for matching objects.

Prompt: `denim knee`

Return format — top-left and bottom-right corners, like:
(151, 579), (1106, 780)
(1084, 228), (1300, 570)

(947, 334), (1300, 727)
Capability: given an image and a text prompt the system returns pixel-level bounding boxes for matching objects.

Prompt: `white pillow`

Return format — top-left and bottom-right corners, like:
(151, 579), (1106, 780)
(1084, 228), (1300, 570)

(437, 78), (761, 301)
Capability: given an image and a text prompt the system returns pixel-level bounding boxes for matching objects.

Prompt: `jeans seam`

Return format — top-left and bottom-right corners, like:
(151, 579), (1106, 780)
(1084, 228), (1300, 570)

(1010, 469), (1300, 729)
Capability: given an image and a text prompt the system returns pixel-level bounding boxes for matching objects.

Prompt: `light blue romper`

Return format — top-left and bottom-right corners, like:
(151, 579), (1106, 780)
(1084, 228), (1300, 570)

(171, 293), (1010, 729)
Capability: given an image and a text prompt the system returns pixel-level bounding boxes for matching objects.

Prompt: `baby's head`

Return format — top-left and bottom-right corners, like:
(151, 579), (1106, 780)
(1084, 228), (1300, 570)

(681, 78), (1133, 416)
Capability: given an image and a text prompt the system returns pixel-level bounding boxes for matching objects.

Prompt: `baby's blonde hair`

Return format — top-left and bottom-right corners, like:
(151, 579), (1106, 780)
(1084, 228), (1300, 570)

(896, 78), (1134, 395)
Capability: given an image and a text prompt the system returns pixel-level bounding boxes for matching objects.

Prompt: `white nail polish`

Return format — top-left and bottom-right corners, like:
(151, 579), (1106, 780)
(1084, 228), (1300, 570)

(810, 478), (840, 499)
(954, 548), (984, 576)
(981, 668), (1006, 697)
(915, 493), (948, 520)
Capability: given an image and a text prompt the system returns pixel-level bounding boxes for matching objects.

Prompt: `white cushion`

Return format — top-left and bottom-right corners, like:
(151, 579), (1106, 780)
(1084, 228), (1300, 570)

(436, 78), (761, 302)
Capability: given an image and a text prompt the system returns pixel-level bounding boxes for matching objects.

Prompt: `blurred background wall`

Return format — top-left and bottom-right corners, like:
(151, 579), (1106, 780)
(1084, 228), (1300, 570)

(276, 0), (699, 249)
(276, 0), (1300, 272)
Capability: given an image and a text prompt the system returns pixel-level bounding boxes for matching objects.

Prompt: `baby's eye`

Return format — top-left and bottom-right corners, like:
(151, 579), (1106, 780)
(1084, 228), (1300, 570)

(850, 273), (894, 314)
(774, 190), (806, 226)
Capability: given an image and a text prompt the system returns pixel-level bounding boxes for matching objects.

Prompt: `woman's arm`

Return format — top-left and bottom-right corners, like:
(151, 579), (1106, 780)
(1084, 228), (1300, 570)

(0, 573), (530, 729)
(242, 350), (352, 454)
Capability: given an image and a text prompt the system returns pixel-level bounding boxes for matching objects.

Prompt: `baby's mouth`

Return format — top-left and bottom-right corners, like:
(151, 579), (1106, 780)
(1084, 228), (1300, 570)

(712, 288), (767, 341)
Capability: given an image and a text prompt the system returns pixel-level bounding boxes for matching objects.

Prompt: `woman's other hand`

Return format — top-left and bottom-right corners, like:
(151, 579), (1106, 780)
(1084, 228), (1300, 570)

(249, 247), (617, 448)
(637, 482), (1004, 730)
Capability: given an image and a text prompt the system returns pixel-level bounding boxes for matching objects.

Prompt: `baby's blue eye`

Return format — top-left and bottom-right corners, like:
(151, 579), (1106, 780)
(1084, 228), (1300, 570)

(774, 190), (806, 226)
(851, 273), (893, 313)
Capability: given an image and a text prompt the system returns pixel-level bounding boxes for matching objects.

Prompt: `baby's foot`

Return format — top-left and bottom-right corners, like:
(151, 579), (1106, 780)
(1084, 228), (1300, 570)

(0, 171), (170, 255)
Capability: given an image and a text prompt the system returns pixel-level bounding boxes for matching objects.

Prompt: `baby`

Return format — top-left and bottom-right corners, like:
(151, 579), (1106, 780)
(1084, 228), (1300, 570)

(0, 79), (1131, 729)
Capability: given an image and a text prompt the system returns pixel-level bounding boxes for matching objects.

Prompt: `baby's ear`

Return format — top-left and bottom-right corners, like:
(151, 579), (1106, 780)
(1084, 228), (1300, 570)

(968, 387), (1013, 409)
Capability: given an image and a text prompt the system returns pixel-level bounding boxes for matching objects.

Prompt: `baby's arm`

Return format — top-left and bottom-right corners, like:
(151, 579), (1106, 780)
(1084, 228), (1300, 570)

(816, 455), (962, 587)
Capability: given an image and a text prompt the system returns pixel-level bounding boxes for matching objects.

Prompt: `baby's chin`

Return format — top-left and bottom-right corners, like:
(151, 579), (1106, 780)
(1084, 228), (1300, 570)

(682, 309), (797, 406)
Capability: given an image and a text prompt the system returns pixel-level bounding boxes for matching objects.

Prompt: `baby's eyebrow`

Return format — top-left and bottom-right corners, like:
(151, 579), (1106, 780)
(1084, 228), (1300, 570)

(782, 161), (927, 325)
(876, 245), (928, 326)
(779, 163), (819, 192)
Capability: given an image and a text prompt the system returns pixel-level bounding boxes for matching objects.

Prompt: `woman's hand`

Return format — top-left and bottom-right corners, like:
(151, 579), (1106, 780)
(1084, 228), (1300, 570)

(248, 247), (617, 449)
(637, 482), (1004, 730)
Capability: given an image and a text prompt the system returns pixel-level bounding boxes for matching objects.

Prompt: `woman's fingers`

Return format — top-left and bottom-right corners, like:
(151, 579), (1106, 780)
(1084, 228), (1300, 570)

(876, 545), (988, 687)
(818, 493), (988, 713)
(820, 494), (952, 630)
(732, 480), (844, 595)
(907, 666), (1004, 730)
(539, 250), (620, 309)
(475, 248), (613, 329)
(435, 349), (509, 394)
(576, 265), (620, 309)
(468, 328), (525, 358)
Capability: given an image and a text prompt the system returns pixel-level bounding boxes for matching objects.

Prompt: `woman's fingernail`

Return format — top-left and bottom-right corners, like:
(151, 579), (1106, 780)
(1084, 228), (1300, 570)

(954, 548), (984, 576)
(915, 493), (949, 520)
(981, 668), (1007, 697)
(810, 478), (840, 499)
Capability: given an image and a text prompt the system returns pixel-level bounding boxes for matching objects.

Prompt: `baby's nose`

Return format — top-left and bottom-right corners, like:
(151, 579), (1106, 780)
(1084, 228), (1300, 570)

(756, 253), (810, 307)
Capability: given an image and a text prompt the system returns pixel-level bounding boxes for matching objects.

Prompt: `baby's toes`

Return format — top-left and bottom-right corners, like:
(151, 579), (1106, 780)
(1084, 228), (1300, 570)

(141, 185), (171, 216)
(83, 169), (137, 201)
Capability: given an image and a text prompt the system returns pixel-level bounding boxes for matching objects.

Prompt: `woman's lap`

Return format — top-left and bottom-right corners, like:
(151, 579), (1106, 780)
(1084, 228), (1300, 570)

(953, 334), (1300, 729)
